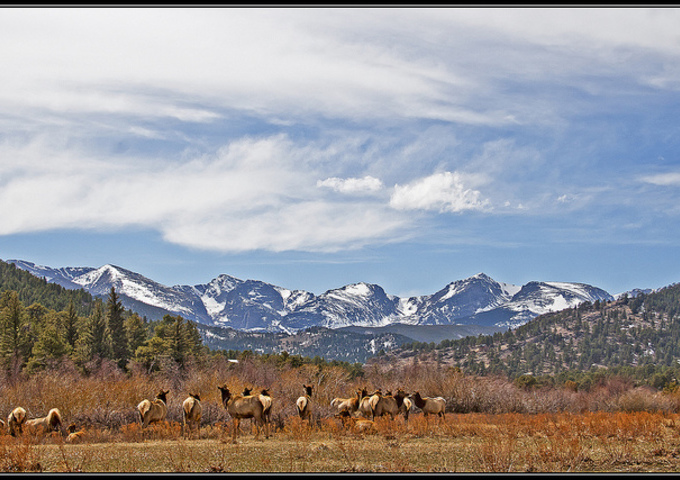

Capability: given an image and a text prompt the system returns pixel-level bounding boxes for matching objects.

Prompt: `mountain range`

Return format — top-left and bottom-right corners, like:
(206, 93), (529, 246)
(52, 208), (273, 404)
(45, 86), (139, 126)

(6, 259), (615, 335)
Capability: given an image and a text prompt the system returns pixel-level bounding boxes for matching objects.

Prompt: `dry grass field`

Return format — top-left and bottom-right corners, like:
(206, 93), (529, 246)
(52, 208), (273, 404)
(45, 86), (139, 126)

(4, 357), (680, 472)
(3, 411), (680, 473)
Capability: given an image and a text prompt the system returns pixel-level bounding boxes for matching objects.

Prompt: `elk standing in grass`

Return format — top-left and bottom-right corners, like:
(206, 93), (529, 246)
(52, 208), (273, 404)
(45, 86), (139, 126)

(412, 391), (446, 424)
(218, 384), (269, 443)
(7, 407), (26, 436)
(373, 389), (410, 421)
(182, 393), (202, 439)
(358, 388), (381, 419)
(331, 389), (363, 418)
(24, 408), (63, 435)
(397, 388), (412, 422)
(137, 389), (169, 427)
(259, 388), (273, 431)
(296, 384), (314, 422)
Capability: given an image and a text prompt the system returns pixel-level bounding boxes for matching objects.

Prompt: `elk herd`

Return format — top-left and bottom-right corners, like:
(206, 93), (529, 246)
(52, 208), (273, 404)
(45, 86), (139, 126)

(1, 384), (446, 443)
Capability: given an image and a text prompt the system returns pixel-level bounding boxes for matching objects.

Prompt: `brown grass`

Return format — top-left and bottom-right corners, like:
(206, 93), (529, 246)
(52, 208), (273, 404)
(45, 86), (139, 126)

(2, 357), (680, 471)
(0, 411), (679, 472)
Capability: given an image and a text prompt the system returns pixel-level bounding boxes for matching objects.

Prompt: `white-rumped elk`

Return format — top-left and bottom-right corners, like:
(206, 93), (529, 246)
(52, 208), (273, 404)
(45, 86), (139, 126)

(412, 391), (446, 423)
(137, 389), (169, 427)
(218, 384), (270, 442)
(296, 384), (314, 422)
(358, 388), (382, 419)
(7, 407), (27, 436)
(182, 392), (202, 439)
(25, 408), (63, 435)
(259, 388), (273, 428)
(397, 388), (412, 422)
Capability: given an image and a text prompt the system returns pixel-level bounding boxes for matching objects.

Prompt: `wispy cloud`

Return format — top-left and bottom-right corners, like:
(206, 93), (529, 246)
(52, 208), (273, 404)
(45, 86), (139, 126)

(1, 7), (679, 259)
(639, 173), (680, 186)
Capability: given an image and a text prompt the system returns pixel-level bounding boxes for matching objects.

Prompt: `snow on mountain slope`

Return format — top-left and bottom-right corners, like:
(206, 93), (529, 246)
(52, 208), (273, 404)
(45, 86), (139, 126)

(482, 281), (614, 328)
(6, 259), (615, 333)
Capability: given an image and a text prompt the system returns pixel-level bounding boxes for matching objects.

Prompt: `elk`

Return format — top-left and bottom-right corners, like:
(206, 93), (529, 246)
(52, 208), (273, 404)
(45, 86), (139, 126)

(66, 423), (86, 444)
(24, 408), (63, 435)
(137, 389), (169, 427)
(373, 389), (410, 421)
(397, 388), (412, 422)
(412, 391), (446, 423)
(182, 393), (202, 439)
(7, 407), (27, 436)
(331, 389), (363, 417)
(358, 388), (381, 419)
(259, 388), (273, 428)
(343, 417), (377, 435)
(296, 384), (314, 422)
(218, 384), (269, 442)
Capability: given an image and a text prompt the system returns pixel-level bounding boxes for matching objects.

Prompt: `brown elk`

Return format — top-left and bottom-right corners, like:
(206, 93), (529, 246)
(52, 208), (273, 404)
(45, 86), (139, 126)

(331, 389), (363, 417)
(373, 389), (410, 421)
(412, 391), (446, 423)
(25, 408), (63, 436)
(398, 388), (412, 422)
(358, 388), (381, 419)
(137, 389), (169, 427)
(343, 417), (377, 435)
(66, 423), (86, 444)
(7, 407), (27, 436)
(259, 388), (273, 428)
(182, 393), (202, 439)
(218, 384), (269, 442)
(296, 384), (314, 422)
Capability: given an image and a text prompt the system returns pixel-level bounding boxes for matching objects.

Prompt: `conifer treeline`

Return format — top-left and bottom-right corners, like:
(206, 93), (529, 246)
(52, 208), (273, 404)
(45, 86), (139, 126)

(0, 260), (205, 375)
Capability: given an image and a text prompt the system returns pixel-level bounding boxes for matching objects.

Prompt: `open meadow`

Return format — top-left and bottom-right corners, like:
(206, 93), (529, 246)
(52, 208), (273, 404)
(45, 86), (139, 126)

(3, 355), (680, 473)
(3, 411), (680, 473)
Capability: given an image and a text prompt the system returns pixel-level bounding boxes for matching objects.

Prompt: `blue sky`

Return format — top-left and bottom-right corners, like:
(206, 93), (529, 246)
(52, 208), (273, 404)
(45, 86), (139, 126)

(1, 7), (680, 297)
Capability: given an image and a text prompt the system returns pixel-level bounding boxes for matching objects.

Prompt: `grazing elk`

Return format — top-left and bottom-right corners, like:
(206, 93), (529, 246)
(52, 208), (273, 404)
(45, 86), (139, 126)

(412, 391), (446, 423)
(331, 389), (363, 418)
(7, 407), (27, 436)
(137, 389), (169, 427)
(218, 384), (269, 442)
(66, 423), (86, 444)
(296, 384), (314, 422)
(182, 393), (202, 439)
(25, 408), (63, 435)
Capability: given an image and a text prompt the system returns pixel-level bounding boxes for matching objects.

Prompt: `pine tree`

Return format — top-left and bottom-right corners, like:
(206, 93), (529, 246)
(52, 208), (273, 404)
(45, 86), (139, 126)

(124, 313), (147, 359)
(106, 287), (127, 369)
(27, 318), (69, 372)
(64, 299), (80, 351)
(74, 299), (110, 366)
(0, 290), (30, 371)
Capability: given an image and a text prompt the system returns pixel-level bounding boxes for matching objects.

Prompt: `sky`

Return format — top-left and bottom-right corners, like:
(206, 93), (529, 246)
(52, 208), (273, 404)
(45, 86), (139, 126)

(1, 6), (680, 298)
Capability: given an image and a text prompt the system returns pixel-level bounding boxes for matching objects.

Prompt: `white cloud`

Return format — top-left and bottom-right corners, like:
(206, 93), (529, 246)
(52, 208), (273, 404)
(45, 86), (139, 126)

(0, 134), (411, 252)
(317, 176), (384, 195)
(640, 173), (680, 186)
(389, 172), (490, 213)
(2, 8), (676, 131)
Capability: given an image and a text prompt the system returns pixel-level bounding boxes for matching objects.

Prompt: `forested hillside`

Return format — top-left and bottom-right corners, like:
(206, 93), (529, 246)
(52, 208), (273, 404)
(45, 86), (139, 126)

(0, 260), (95, 316)
(379, 283), (680, 391)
